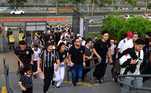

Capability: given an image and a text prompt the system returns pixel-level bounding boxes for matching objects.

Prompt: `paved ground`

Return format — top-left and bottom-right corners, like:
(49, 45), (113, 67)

(1, 52), (151, 93)
(7, 72), (121, 93)
(0, 52), (121, 93)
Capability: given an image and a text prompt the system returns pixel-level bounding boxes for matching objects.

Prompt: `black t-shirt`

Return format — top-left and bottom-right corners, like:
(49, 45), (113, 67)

(85, 47), (92, 67)
(20, 75), (32, 89)
(85, 47), (91, 57)
(85, 47), (92, 61)
(58, 50), (67, 63)
(15, 47), (33, 65)
(93, 39), (111, 59)
(69, 46), (85, 65)
(54, 32), (61, 44)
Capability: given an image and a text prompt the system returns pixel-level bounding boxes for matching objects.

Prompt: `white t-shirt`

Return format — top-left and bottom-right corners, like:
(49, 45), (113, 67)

(110, 43), (116, 55)
(118, 38), (134, 53)
(32, 48), (41, 61)
(119, 50), (144, 75)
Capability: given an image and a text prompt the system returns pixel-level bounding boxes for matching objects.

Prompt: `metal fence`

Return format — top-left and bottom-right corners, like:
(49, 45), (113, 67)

(3, 57), (13, 93)
(118, 74), (151, 93)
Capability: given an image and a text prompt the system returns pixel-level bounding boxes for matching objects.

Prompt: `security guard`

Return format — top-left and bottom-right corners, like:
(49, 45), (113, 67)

(8, 31), (15, 50)
(18, 31), (25, 42)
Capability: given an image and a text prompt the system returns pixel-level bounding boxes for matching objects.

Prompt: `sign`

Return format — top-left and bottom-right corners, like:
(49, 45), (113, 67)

(58, 7), (74, 13)
(48, 7), (57, 13)
(3, 22), (25, 27)
(26, 22), (46, 31)
(0, 17), (66, 22)
(26, 25), (46, 31)
(26, 22), (46, 26)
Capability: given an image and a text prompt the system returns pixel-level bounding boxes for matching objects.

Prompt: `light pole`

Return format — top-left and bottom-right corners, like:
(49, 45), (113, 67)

(91, 0), (95, 16)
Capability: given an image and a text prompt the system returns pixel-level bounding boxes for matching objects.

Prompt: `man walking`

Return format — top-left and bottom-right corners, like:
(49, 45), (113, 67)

(119, 39), (144, 93)
(69, 37), (85, 86)
(93, 31), (112, 83)
(40, 43), (60, 93)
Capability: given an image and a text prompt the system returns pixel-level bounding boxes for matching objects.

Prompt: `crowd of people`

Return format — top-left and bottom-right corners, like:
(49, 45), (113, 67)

(13, 25), (151, 93)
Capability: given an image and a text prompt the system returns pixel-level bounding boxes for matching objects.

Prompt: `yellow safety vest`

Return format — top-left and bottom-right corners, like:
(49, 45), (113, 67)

(18, 33), (25, 41)
(9, 35), (15, 43)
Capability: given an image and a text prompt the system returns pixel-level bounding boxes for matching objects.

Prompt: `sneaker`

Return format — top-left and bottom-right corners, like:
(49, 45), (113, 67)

(99, 79), (104, 84)
(55, 86), (60, 88)
(73, 82), (77, 86)
(112, 76), (118, 82)
(51, 81), (55, 86)
(77, 81), (84, 86)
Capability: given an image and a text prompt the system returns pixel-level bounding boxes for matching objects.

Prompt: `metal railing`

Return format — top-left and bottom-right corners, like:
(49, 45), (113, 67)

(118, 74), (151, 92)
(3, 57), (13, 93)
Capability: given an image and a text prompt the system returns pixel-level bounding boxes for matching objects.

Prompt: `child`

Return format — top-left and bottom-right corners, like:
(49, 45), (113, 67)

(18, 66), (33, 93)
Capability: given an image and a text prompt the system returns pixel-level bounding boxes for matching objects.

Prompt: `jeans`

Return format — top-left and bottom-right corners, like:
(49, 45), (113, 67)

(71, 64), (83, 85)
(66, 66), (72, 81)
(121, 77), (143, 93)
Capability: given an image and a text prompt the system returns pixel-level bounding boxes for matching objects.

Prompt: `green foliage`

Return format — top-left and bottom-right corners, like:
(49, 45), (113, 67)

(148, 2), (151, 9)
(102, 15), (151, 41)
(103, 0), (112, 5)
(125, 0), (137, 6)
(102, 15), (126, 40)
(8, 0), (27, 7)
(85, 32), (100, 40)
(94, 0), (113, 6)
(123, 16), (151, 37)
(57, 0), (86, 4)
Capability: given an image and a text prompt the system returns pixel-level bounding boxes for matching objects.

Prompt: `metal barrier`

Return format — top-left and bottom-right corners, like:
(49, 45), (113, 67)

(3, 57), (13, 93)
(118, 74), (151, 93)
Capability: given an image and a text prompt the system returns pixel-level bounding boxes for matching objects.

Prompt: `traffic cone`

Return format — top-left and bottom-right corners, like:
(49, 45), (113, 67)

(1, 86), (7, 93)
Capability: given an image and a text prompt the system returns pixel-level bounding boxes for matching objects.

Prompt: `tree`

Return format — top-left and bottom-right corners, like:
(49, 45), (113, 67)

(94, 0), (112, 6)
(57, 0), (86, 4)
(102, 15), (151, 41)
(147, 1), (151, 9)
(85, 32), (100, 40)
(56, 0), (87, 12)
(8, 0), (27, 8)
(102, 15), (126, 40)
(125, 0), (137, 6)
(124, 16), (151, 37)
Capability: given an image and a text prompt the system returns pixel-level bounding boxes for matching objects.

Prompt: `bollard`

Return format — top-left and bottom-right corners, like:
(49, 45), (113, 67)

(1, 86), (7, 93)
